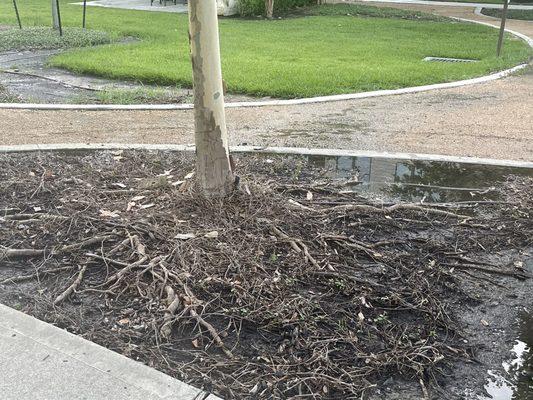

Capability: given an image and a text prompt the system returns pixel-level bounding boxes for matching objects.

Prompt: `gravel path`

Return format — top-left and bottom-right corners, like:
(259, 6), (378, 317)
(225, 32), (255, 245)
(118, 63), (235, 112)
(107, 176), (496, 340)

(0, 4), (531, 161)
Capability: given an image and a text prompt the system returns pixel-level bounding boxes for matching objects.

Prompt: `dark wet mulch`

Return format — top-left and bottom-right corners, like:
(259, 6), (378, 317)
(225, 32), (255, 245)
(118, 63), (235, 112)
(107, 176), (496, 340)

(0, 150), (531, 399)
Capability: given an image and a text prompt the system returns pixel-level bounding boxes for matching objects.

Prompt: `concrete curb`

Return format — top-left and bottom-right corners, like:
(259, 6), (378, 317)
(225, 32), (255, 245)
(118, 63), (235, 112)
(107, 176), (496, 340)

(0, 15), (531, 111)
(1, 142), (532, 168)
(474, 6), (497, 19)
(454, 16), (533, 47)
(0, 304), (221, 400)
(473, 6), (530, 20)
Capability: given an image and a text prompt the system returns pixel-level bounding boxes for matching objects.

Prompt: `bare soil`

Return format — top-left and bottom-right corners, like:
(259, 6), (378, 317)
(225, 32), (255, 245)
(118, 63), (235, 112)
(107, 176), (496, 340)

(0, 150), (531, 399)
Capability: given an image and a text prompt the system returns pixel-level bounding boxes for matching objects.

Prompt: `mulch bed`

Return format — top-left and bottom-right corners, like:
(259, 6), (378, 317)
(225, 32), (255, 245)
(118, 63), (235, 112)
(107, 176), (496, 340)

(0, 150), (531, 399)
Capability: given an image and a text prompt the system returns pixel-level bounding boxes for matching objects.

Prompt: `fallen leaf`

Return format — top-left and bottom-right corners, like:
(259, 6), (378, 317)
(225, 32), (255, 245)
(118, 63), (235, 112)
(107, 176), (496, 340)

(111, 182), (127, 188)
(184, 172), (195, 180)
(159, 169), (174, 176)
(117, 318), (130, 326)
(361, 296), (372, 308)
(131, 195), (146, 202)
(175, 233), (196, 240)
(171, 180), (185, 186)
(358, 311), (365, 323)
(140, 203), (155, 209)
(306, 191), (313, 201)
(480, 319), (489, 326)
(99, 209), (120, 218)
(191, 339), (200, 348)
(204, 231), (219, 239)
(33, 206), (42, 212)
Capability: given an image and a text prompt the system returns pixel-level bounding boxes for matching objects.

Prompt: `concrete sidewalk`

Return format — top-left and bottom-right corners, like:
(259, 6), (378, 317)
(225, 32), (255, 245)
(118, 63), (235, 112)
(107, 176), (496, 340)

(0, 304), (220, 400)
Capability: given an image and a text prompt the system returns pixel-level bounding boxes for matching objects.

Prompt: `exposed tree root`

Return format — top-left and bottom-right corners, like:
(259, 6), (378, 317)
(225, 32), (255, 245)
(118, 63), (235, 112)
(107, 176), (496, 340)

(53, 265), (87, 305)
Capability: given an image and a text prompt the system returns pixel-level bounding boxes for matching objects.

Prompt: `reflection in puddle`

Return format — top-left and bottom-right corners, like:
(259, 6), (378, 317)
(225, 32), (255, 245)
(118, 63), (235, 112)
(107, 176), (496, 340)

(298, 154), (533, 399)
(479, 312), (532, 400)
(305, 155), (533, 202)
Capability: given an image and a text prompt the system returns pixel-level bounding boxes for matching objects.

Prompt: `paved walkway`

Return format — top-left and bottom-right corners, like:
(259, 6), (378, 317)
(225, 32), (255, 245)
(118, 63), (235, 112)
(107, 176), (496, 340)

(0, 2), (531, 161)
(0, 304), (219, 400)
(71, 0), (188, 13)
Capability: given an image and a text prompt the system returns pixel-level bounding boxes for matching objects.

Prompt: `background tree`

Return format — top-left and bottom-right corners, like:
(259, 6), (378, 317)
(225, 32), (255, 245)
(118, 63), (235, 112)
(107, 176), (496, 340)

(265, 0), (274, 18)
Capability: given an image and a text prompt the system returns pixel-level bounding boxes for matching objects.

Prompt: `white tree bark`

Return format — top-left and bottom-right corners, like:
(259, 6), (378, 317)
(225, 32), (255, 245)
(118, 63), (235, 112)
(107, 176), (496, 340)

(51, 0), (60, 30)
(188, 0), (234, 197)
(265, 0), (274, 19)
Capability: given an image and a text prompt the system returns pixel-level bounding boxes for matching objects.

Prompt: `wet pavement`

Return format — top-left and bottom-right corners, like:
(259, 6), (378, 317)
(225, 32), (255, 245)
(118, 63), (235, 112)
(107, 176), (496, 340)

(304, 153), (533, 202)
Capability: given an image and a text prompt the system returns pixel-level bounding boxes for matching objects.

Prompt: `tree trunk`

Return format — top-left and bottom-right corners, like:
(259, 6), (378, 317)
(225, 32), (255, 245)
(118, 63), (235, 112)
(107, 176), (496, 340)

(188, 0), (234, 197)
(51, 0), (60, 30)
(265, 0), (274, 19)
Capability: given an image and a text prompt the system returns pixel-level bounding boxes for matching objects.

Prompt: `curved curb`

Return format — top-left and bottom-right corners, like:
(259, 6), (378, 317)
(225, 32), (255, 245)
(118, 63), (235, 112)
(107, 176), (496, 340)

(0, 17), (531, 111)
(474, 6), (531, 21)
(455, 16), (533, 47)
(1, 142), (532, 169)
(474, 6), (499, 19)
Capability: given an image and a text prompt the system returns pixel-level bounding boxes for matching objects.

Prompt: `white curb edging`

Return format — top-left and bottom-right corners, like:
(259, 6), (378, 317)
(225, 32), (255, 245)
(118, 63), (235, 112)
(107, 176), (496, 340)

(1, 143), (532, 169)
(0, 15), (531, 111)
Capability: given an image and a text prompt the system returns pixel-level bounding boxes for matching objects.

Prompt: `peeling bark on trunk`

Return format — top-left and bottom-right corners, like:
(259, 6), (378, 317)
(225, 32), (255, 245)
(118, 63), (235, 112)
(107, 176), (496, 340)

(188, 0), (234, 197)
(265, 0), (274, 19)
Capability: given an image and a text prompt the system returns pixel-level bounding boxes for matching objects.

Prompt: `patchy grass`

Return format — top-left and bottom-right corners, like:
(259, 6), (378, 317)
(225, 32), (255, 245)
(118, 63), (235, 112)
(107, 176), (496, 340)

(70, 87), (189, 104)
(481, 8), (533, 20)
(0, 84), (19, 102)
(290, 3), (451, 21)
(0, 1), (530, 98)
(0, 27), (111, 52)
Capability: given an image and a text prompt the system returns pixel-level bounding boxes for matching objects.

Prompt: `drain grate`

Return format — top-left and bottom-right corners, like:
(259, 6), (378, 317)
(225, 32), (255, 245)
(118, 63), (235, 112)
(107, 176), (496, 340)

(423, 56), (478, 63)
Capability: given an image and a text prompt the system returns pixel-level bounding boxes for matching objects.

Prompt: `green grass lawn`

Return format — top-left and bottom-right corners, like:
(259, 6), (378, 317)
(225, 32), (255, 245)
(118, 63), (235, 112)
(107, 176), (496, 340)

(0, 1), (530, 98)
(481, 8), (533, 19)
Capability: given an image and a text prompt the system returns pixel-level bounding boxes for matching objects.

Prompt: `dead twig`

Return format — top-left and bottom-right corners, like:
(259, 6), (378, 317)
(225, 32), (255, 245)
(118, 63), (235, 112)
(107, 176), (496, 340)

(53, 265), (87, 305)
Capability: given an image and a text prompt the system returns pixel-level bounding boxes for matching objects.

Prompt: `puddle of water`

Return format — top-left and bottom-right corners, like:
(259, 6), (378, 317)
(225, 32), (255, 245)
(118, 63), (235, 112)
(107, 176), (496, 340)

(303, 155), (533, 202)
(479, 312), (532, 400)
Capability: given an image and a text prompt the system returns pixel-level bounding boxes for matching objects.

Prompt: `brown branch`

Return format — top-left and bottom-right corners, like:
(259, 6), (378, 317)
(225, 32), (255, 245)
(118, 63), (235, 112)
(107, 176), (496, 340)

(53, 265), (87, 305)
(189, 308), (234, 359)
(443, 263), (529, 279)
(0, 266), (74, 284)
(1, 235), (115, 261)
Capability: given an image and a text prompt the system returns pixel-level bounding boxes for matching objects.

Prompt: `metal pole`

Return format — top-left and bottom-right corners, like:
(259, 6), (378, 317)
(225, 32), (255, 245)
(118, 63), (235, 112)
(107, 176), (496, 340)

(82, 0), (87, 28)
(56, 0), (63, 36)
(13, 0), (22, 29)
(497, 0), (510, 57)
